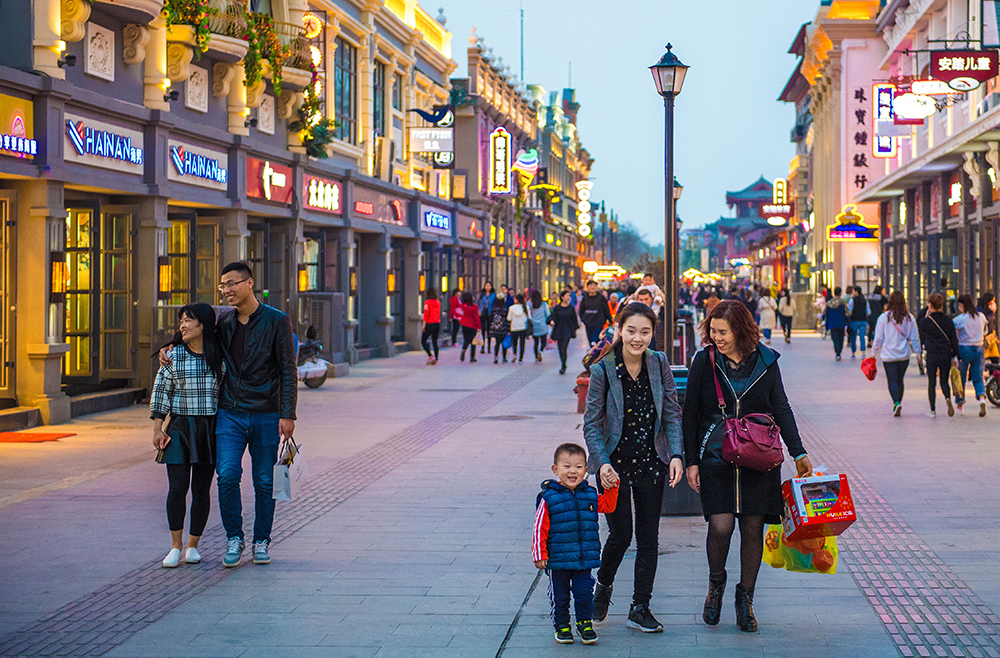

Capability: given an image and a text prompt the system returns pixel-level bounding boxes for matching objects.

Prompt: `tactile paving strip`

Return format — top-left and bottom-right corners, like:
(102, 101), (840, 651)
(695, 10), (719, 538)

(794, 409), (1000, 658)
(0, 366), (548, 658)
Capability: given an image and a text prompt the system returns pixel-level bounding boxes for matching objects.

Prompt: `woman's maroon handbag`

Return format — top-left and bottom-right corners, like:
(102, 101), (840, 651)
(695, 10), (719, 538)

(711, 347), (784, 472)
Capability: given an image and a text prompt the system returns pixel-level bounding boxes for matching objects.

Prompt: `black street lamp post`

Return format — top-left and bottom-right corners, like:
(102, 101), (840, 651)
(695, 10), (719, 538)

(650, 43), (689, 362)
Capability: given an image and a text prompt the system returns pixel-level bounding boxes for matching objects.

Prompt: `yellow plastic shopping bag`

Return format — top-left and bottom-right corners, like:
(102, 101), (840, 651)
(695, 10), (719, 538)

(762, 524), (838, 575)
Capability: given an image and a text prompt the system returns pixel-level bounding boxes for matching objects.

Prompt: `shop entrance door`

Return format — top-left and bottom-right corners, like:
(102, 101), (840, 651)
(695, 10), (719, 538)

(63, 205), (136, 386)
(0, 191), (15, 405)
(389, 242), (405, 341)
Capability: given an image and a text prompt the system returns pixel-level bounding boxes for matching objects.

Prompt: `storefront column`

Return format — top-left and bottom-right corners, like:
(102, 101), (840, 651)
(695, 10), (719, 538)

(14, 180), (70, 424)
(338, 228), (358, 364)
(404, 239), (422, 349)
(221, 209), (248, 265)
(137, 196), (170, 392)
(359, 231), (393, 358)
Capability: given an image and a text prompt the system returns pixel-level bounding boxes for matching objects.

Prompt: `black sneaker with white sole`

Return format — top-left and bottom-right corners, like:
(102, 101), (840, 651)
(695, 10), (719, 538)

(626, 604), (663, 633)
(576, 620), (598, 645)
(554, 627), (574, 644)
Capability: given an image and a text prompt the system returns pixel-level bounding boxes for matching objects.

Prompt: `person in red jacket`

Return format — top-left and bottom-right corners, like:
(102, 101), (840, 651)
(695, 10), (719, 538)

(458, 291), (481, 363)
(421, 288), (442, 365)
(448, 289), (462, 347)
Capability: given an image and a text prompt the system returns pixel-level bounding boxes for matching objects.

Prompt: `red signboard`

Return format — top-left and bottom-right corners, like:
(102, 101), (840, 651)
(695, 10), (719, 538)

(304, 174), (343, 215)
(351, 186), (407, 225)
(930, 50), (999, 90)
(247, 157), (293, 204)
(354, 201), (374, 215)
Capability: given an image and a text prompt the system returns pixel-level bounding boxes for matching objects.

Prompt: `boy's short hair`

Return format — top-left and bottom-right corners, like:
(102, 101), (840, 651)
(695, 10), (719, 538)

(553, 442), (587, 464)
(585, 279), (597, 287)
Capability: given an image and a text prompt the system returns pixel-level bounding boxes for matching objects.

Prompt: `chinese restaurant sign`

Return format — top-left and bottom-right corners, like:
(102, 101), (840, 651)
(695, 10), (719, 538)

(488, 126), (512, 194)
(0, 94), (35, 160)
(247, 157), (292, 204)
(931, 50), (999, 91)
(304, 175), (343, 215)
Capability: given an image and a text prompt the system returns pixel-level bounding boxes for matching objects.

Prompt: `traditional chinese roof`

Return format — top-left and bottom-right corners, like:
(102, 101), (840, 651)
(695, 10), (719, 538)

(788, 23), (809, 57)
(778, 66), (809, 103)
(714, 216), (772, 233)
(725, 176), (772, 205)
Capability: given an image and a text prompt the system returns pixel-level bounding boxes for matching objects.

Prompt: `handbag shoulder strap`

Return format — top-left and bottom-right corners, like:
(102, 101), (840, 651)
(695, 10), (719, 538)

(928, 313), (948, 341)
(709, 346), (726, 413)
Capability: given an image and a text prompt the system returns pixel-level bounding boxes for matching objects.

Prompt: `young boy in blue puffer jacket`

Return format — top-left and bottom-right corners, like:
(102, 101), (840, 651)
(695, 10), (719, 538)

(532, 443), (618, 645)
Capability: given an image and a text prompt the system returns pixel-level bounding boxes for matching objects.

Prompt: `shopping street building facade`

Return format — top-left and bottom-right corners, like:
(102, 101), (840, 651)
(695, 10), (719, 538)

(0, 0), (596, 427)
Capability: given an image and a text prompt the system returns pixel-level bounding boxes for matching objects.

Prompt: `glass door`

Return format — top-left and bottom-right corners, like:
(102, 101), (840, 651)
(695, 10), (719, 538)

(389, 242), (405, 341)
(64, 205), (99, 383)
(99, 207), (134, 378)
(195, 222), (220, 304)
(0, 191), (15, 403)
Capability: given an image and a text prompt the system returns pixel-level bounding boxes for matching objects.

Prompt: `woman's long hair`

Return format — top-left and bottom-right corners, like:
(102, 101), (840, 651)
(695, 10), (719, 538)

(978, 292), (994, 315)
(461, 291), (474, 305)
(155, 303), (224, 380)
(886, 290), (910, 324)
(516, 293), (528, 315)
(958, 293), (979, 318)
(699, 299), (760, 358)
(530, 289), (543, 310)
(426, 287), (438, 301)
(480, 281), (493, 298)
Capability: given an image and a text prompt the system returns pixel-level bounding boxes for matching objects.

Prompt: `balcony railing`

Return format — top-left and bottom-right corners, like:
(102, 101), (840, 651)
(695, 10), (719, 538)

(271, 21), (310, 71)
(207, 0), (247, 38)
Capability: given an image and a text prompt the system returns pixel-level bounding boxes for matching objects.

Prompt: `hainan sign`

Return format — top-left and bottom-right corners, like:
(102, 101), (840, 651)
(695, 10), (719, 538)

(488, 126), (512, 195)
(304, 175), (343, 215)
(827, 204), (878, 242)
(64, 113), (144, 175)
(246, 157), (292, 204)
(167, 140), (228, 191)
(0, 94), (35, 160)
(930, 50), (999, 91)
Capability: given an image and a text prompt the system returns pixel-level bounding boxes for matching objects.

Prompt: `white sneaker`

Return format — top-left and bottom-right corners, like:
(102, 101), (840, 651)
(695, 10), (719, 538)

(926, 411), (937, 418)
(162, 548), (181, 568)
(185, 547), (202, 564)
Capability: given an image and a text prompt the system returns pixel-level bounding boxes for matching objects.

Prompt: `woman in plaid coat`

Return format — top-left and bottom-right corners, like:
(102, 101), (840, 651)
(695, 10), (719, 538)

(150, 303), (225, 568)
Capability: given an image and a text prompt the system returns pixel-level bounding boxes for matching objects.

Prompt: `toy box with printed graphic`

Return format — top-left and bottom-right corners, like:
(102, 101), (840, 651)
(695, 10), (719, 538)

(781, 474), (856, 541)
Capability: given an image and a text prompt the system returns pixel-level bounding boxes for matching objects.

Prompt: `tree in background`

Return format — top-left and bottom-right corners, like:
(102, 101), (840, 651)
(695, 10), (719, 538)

(615, 222), (663, 275)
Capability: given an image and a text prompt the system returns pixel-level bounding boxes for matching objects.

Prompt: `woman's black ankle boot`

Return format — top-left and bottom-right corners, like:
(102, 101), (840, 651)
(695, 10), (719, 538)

(735, 583), (758, 632)
(702, 572), (726, 626)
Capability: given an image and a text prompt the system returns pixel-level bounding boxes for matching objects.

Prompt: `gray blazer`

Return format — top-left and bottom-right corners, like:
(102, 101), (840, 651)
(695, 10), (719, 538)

(583, 348), (684, 476)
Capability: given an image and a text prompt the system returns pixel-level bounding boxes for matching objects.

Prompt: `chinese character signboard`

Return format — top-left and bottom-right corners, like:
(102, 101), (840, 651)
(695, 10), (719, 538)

(848, 86), (872, 194)
(0, 94), (35, 160)
(827, 204), (878, 242)
(246, 157), (293, 204)
(488, 126), (512, 195)
(353, 187), (407, 225)
(872, 84), (898, 157)
(408, 127), (454, 153)
(420, 204), (452, 236)
(759, 178), (794, 225)
(931, 50), (999, 91)
(304, 174), (343, 215)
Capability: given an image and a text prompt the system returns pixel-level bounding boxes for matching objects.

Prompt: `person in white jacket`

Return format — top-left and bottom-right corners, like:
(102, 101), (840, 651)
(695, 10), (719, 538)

(757, 289), (778, 344)
(870, 291), (923, 417)
(507, 294), (530, 363)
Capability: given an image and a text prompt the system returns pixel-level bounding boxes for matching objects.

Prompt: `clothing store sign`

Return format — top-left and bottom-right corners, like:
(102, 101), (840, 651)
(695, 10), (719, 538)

(420, 204), (452, 236)
(0, 94), (35, 160)
(167, 140), (228, 191)
(64, 113), (143, 175)
(246, 157), (292, 204)
(931, 50), (999, 91)
(303, 175), (343, 215)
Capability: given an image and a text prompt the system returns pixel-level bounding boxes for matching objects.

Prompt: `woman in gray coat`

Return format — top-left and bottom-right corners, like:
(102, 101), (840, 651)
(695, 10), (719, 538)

(583, 302), (684, 633)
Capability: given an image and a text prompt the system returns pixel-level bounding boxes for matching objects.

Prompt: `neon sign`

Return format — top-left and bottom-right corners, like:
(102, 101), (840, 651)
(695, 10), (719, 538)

(576, 180), (593, 237)
(170, 145), (227, 184)
(305, 175), (342, 214)
(760, 178), (793, 225)
(354, 201), (374, 215)
(827, 204), (878, 241)
(488, 126), (512, 194)
(872, 83), (898, 158)
(66, 118), (143, 165)
(423, 210), (450, 231)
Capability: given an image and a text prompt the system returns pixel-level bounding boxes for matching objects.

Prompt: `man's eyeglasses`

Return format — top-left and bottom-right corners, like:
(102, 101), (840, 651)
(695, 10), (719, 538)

(218, 278), (250, 292)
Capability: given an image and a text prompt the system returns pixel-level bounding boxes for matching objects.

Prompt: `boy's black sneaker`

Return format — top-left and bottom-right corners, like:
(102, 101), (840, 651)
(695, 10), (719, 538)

(554, 627), (574, 644)
(592, 583), (613, 622)
(626, 604), (663, 633)
(576, 620), (598, 645)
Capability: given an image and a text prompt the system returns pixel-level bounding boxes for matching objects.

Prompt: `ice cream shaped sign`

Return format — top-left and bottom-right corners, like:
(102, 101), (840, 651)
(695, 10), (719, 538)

(827, 204), (878, 241)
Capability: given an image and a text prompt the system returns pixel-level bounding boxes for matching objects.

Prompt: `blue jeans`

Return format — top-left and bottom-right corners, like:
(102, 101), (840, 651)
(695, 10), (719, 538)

(215, 409), (281, 543)
(850, 321), (868, 353)
(762, 328), (772, 340)
(548, 568), (595, 628)
(956, 345), (986, 404)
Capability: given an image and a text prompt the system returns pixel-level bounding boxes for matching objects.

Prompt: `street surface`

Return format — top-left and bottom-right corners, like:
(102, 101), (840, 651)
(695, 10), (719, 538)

(2, 334), (1000, 657)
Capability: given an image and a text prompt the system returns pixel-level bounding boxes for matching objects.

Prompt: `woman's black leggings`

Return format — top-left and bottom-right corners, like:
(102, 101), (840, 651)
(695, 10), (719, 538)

(421, 323), (440, 358)
(461, 326), (478, 352)
(926, 352), (951, 409)
(532, 335), (545, 357)
(557, 337), (571, 368)
(706, 513), (766, 590)
(492, 333), (509, 360)
(510, 330), (527, 361)
(166, 463), (214, 535)
(479, 313), (491, 355)
(450, 319), (460, 345)
(597, 477), (665, 606)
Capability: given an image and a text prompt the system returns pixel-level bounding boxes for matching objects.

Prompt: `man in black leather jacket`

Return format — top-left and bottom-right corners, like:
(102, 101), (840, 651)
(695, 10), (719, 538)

(214, 262), (297, 568)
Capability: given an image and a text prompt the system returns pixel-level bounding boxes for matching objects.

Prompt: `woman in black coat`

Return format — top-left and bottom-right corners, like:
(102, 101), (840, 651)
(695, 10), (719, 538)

(548, 289), (579, 375)
(683, 300), (813, 633)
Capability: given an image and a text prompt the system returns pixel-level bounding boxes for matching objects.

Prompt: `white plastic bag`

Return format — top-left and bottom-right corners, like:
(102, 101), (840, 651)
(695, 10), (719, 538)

(272, 438), (307, 501)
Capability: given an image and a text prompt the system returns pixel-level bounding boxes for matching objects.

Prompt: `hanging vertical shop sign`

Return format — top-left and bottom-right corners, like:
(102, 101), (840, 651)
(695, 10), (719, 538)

(246, 157), (293, 204)
(930, 50), (999, 91)
(488, 126), (512, 194)
(871, 83), (897, 158)
(0, 94), (35, 160)
(759, 178), (794, 225)
(576, 181), (593, 236)
(167, 140), (228, 190)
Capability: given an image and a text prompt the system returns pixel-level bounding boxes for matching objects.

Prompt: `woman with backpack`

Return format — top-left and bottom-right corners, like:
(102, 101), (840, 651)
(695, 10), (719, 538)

(870, 291), (922, 416)
(953, 293), (989, 416)
(529, 290), (551, 363)
(489, 297), (512, 363)
(477, 282), (497, 358)
(776, 290), (796, 344)
(507, 293), (530, 363)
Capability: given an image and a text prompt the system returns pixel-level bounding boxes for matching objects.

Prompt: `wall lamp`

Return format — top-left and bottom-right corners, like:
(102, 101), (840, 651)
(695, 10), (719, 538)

(164, 89), (179, 102)
(245, 117), (258, 128)
(58, 54), (77, 68)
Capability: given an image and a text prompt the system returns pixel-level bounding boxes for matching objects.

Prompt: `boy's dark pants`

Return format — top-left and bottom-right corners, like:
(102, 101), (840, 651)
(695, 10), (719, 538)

(548, 569), (595, 628)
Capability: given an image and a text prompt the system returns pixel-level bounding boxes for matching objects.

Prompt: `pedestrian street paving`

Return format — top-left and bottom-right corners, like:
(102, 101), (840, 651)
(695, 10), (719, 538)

(2, 334), (1000, 657)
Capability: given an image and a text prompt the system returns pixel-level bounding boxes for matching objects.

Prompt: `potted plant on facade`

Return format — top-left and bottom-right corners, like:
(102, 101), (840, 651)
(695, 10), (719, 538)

(289, 62), (337, 159)
(162, 0), (217, 57)
(243, 12), (289, 97)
